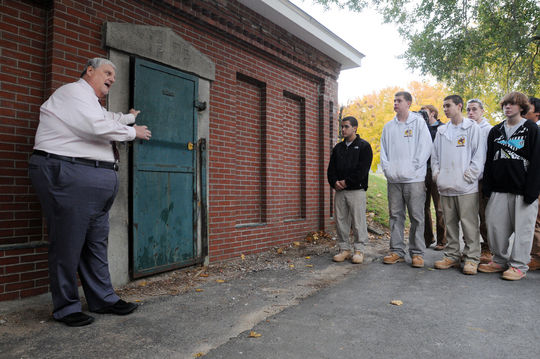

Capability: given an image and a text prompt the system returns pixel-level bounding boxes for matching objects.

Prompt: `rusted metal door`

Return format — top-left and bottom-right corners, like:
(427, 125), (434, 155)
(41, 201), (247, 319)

(131, 58), (198, 277)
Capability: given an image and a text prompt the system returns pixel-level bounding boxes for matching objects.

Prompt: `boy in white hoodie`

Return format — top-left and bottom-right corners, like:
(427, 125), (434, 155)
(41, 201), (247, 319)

(466, 99), (493, 264)
(432, 95), (484, 274)
(381, 91), (433, 268)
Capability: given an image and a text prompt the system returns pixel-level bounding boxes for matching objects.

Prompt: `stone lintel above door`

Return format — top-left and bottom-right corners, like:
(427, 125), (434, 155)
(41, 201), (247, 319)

(103, 22), (215, 82)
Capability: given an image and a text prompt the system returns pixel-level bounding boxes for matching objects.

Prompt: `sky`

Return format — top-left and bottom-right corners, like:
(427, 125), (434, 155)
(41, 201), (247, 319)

(290, 0), (428, 105)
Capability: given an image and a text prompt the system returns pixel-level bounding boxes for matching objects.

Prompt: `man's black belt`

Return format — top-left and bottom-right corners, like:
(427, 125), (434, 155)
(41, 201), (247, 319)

(33, 150), (119, 171)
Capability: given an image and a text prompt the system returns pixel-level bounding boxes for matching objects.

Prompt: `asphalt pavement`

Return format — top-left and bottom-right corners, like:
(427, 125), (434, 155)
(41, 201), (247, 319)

(1, 247), (539, 358)
(205, 250), (540, 358)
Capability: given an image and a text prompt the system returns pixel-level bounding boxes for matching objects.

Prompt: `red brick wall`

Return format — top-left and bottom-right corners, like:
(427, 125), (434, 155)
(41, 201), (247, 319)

(234, 75), (264, 225)
(0, 246), (49, 301)
(280, 93), (305, 221)
(0, 0), (50, 301)
(0, 0), (47, 246)
(0, 0), (340, 300)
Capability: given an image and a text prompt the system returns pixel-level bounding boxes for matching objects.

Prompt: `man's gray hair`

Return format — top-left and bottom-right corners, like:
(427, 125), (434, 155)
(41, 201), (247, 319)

(80, 58), (116, 77)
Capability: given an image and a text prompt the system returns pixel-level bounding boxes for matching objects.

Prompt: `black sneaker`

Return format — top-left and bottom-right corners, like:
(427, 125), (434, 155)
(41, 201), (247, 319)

(55, 312), (94, 327)
(93, 299), (138, 315)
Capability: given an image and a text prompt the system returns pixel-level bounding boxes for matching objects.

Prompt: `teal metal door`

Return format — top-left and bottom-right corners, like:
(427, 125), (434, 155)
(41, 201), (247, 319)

(132, 58), (198, 277)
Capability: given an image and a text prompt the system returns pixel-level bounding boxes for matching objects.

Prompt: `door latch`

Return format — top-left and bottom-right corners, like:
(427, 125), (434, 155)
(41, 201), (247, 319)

(194, 100), (207, 111)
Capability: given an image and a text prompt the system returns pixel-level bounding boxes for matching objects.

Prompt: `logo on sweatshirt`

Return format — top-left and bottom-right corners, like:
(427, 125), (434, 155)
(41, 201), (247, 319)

(497, 137), (525, 150)
(404, 129), (413, 137)
(456, 136), (466, 147)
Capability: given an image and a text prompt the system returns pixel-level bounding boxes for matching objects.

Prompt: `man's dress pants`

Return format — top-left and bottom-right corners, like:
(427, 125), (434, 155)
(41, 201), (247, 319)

(29, 155), (120, 319)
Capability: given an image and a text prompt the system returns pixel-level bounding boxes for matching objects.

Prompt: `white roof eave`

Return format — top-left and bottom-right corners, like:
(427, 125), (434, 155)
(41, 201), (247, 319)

(237, 0), (364, 70)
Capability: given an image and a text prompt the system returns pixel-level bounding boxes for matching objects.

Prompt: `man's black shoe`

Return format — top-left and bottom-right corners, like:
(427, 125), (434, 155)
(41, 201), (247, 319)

(55, 312), (94, 327)
(93, 299), (138, 315)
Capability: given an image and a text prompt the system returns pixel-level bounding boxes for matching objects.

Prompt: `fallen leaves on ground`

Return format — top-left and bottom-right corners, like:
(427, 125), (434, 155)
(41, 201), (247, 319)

(248, 330), (262, 338)
(193, 352), (205, 357)
(305, 230), (333, 242)
(195, 288), (204, 292)
(216, 279), (225, 283)
(114, 228), (390, 302)
(390, 300), (403, 306)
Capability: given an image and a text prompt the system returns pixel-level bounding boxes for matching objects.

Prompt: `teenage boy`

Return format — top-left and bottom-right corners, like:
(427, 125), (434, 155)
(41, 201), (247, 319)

(328, 116), (373, 264)
(525, 97), (540, 270)
(525, 97), (540, 123)
(421, 105), (446, 250)
(380, 91), (433, 268)
(479, 92), (540, 280)
(466, 99), (493, 263)
(432, 95), (483, 274)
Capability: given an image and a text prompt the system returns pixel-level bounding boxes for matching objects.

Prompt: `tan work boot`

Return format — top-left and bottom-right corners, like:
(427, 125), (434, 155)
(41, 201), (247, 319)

(502, 266), (525, 281)
(479, 250), (493, 264)
(528, 257), (540, 271)
(383, 252), (405, 264)
(478, 261), (505, 273)
(462, 261), (478, 275)
(434, 256), (460, 269)
(411, 255), (424, 268)
(333, 250), (351, 262)
(351, 251), (364, 264)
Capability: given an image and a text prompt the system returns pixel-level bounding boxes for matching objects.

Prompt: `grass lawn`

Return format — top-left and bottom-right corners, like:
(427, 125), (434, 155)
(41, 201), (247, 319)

(366, 173), (429, 229)
(366, 172), (390, 227)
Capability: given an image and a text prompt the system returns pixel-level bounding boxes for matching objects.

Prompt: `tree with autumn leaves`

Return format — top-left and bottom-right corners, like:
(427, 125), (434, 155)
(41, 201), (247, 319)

(317, 0), (538, 144)
(342, 81), (451, 171)
(315, 0), (539, 98)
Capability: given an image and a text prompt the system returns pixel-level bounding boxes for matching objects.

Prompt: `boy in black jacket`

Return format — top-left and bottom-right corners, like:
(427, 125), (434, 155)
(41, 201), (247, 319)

(327, 116), (373, 264)
(479, 92), (540, 280)
(421, 105), (446, 250)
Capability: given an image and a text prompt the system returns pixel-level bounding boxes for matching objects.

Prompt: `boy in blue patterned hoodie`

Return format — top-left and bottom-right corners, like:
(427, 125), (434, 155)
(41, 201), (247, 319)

(479, 92), (540, 280)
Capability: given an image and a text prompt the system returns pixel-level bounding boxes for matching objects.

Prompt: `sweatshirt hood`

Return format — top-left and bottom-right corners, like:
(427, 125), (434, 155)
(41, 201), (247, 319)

(438, 117), (475, 139)
(393, 111), (422, 125)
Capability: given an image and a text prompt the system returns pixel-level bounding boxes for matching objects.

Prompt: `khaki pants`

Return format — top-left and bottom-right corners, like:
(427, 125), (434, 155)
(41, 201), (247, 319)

(486, 192), (538, 271)
(441, 193), (481, 263)
(334, 189), (368, 252)
(531, 195), (540, 261)
(388, 182), (426, 257)
(478, 181), (489, 251)
(424, 168), (446, 246)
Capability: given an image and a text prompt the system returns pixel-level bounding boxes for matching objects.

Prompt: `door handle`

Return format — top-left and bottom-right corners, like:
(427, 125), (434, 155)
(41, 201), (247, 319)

(187, 142), (194, 151)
